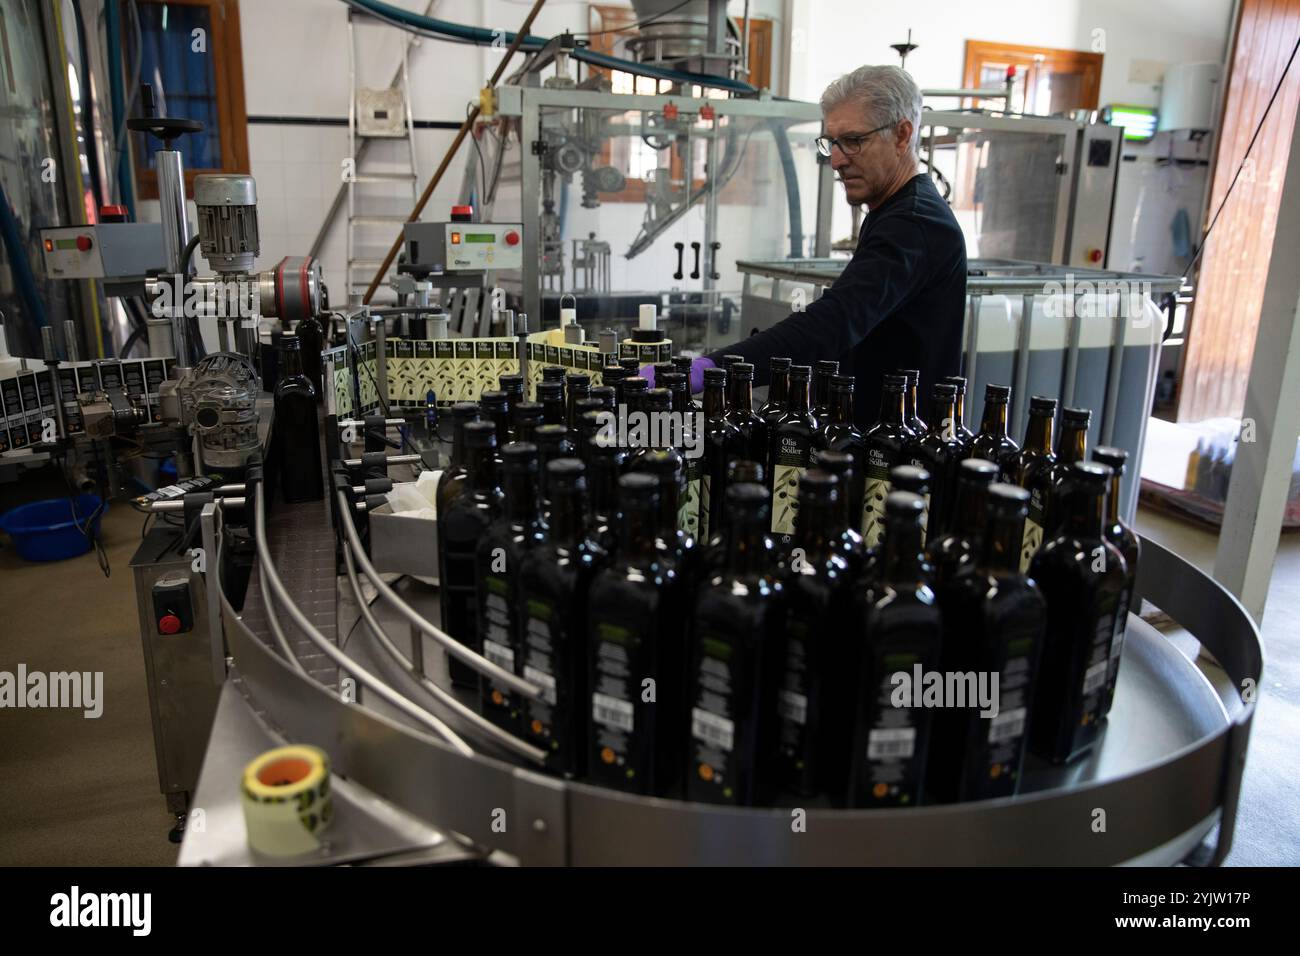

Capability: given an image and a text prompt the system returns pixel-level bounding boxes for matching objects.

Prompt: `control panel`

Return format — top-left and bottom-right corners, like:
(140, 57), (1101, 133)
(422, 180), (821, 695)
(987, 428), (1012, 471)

(40, 223), (165, 279)
(403, 221), (523, 274)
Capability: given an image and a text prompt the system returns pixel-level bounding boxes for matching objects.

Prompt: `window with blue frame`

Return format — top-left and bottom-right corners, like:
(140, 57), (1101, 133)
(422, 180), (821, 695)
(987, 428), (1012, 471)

(129, 0), (248, 198)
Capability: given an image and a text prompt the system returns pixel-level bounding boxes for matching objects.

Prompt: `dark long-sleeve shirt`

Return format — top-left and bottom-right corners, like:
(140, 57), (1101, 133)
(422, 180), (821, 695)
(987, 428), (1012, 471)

(709, 173), (967, 425)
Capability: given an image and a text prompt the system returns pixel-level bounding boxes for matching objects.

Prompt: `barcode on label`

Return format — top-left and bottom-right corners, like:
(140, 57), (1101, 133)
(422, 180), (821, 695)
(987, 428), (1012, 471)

(778, 690), (808, 726)
(1081, 660), (1108, 695)
(867, 727), (916, 760)
(592, 692), (633, 732)
(691, 707), (735, 752)
(523, 665), (557, 706)
(483, 639), (515, 671)
(988, 706), (1027, 744)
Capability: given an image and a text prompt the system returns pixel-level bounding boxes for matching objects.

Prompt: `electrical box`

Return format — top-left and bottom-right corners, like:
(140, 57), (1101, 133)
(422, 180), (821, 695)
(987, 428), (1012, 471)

(403, 221), (524, 273)
(39, 223), (165, 279)
(1159, 62), (1222, 133)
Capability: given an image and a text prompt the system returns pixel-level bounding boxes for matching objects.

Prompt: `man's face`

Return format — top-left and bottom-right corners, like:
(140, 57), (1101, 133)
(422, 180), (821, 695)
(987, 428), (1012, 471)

(823, 101), (912, 209)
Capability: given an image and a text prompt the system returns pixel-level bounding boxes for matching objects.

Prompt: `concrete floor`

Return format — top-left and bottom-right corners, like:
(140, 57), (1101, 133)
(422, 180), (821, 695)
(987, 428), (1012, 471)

(0, 478), (1296, 866)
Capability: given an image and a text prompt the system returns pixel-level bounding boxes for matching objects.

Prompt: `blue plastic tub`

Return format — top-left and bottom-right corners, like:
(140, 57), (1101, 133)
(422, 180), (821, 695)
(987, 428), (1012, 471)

(0, 494), (106, 562)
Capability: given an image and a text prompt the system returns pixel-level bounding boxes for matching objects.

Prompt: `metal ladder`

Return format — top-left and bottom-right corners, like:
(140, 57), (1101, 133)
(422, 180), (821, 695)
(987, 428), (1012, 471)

(346, 7), (421, 305)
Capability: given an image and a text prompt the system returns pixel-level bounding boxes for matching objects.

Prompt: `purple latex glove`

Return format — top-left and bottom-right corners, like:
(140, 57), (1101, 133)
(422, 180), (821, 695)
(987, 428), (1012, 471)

(639, 356), (715, 393)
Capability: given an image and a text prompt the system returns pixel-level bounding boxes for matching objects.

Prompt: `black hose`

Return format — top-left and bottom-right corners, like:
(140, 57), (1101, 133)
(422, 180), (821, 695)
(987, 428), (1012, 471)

(767, 119), (804, 258)
(181, 233), (201, 276)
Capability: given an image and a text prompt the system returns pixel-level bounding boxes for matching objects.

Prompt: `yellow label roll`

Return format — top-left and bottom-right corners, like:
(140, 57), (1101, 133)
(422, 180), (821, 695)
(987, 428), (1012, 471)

(240, 745), (334, 857)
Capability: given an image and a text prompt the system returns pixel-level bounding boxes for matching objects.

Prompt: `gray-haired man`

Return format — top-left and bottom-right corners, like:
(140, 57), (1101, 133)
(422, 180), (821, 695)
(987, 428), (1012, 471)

(657, 66), (967, 425)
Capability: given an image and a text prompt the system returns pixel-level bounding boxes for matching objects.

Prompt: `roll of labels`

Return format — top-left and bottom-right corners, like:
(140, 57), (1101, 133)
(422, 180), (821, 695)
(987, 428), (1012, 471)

(240, 745), (334, 857)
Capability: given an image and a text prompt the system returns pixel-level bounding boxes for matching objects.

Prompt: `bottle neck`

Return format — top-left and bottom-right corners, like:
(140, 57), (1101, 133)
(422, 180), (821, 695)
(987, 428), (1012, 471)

(979, 510), (1023, 573)
(955, 481), (989, 538)
(929, 396), (957, 439)
(768, 368), (789, 405)
(550, 484), (586, 545)
(451, 419), (471, 467)
(980, 400), (1008, 438)
(466, 446), (498, 492)
(729, 377), (753, 414)
(878, 387), (905, 424)
(726, 514), (769, 574)
(1107, 472), (1123, 527)
(953, 391), (967, 429)
(590, 456), (619, 516)
(788, 378), (810, 413)
(904, 383), (917, 421)
(281, 347), (303, 377)
(503, 470), (539, 523)
(619, 502), (659, 559)
(1024, 412), (1053, 453)
(1059, 425), (1087, 465)
(1063, 486), (1106, 539)
(881, 516), (925, 583)
(656, 474), (681, 533)
(831, 389), (854, 424)
(795, 497), (836, 557)
(703, 381), (726, 419)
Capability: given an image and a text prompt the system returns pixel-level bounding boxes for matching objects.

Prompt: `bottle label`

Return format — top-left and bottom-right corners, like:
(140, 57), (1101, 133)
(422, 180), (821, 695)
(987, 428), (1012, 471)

(778, 621), (810, 763)
(591, 624), (638, 781)
(680, 469), (702, 538)
(1074, 599), (1119, 741)
(771, 434), (811, 535)
(861, 448), (895, 546)
(690, 633), (737, 801)
(699, 475), (711, 542)
(988, 706), (1027, 744)
(480, 574), (516, 719)
(1019, 518), (1043, 573)
(979, 641), (1034, 792)
(859, 651), (924, 805)
(521, 599), (561, 752)
(1105, 588), (1132, 696)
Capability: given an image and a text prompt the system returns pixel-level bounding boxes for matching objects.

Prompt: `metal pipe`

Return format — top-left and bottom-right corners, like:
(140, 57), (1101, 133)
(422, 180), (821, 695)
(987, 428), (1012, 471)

(156, 150), (191, 274)
(342, 453), (422, 467)
(259, 563), (309, 677)
(149, 496), (246, 513)
(252, 484), (468, 749)
(337, 544), (542, 762)
(334, 488), (543, 700)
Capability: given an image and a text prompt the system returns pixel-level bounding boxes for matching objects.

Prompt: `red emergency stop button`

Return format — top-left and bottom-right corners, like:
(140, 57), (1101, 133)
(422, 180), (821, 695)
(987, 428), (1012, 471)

(76, 234), (93, 252)
(505, 230), (519, 246)
(158, 614), (182, 635)
(1088, 248), (1103, 263)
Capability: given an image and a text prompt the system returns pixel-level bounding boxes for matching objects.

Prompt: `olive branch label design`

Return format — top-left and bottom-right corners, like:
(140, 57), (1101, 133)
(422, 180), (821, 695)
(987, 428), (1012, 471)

(1020, 519), (1043, 572)
(862, 477), (890, 546)
(771, 465), (804, 535)
(679, 479), (701, 537)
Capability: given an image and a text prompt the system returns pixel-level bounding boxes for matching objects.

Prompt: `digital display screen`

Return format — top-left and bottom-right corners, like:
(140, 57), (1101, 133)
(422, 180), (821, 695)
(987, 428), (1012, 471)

(56, 238), (78, 250)
(464, 233), (496, 244)
(1105, 105), (1158, 142)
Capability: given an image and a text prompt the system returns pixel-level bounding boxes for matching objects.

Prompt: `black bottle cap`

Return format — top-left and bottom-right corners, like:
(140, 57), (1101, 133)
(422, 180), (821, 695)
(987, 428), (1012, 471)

(890, 464), (931, 494)
(660, 372), (687, 389)
(732, 362), (755, 379)
(638, 449), (680, 475)
(830, 373), (855, 389)
(451, 402), (481, 421)
(1070, 460), (1112, 485)
(575, 397), (605, 416)
(602, 364), (626, 382)
(480, 389), (508, 411)
(1029, 395), (1058, 414)
(958, 458), (1000, 483)
(815, 360), (839, 374)
(703, 367), (727, 383)
(577, 410), (604, 432)
(799, 468), (839, 499)
(721, 354), (745, 367)
(536, 381), (563, 400)
(498, 373), (524, 394)
(987, 482), (1030, 515)
(984, 384), (1011, 402)
(770, 357), (792, 371)
(547, 457), (586, 485)
(672, 356), (693, 374)
(513, 401), (544, 426)
(885, 490), (926, 518)
(1092, 446), (1128, 474)
(501, 441), (539, 472)
(813, 448), (854, 476)
(931, 382), (958, 397)
(619, 472), (660, 500)
(535, 425), (570, 452)
(588, 434), (624, 459)
(643, 388), (671, 411)
(1062, 406), (1092, 425)
(942, 375), (967, 393)
(619, 357), (641, 372)
(565, 373), (591, 389)
(727, 459), (764, 485)
(541, 366), (566, 382)
(623, 377), (649, 394)
(463, 420), (498, 448)
(789, 365), (812, 381)
(882, 373), (906, 388)
(589, 385), (616, 407)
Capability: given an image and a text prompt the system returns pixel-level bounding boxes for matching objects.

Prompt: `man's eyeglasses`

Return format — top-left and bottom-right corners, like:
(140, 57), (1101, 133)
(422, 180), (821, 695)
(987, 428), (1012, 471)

(815, 123), (893, 157)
